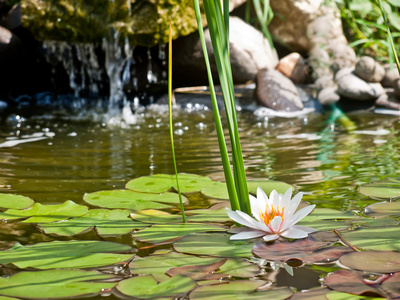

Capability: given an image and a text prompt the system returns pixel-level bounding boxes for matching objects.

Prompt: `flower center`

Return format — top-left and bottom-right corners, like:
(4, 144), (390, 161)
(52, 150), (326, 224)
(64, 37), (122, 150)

(259, 205), (284, 226)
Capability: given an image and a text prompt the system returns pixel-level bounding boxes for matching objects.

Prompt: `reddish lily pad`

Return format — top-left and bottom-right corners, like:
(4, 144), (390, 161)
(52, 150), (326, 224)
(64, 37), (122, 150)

(166, 258), (229, 280)
(324, 269), (400, 298)
(339, 251), (400, 273)
(253, 237), (352, 264)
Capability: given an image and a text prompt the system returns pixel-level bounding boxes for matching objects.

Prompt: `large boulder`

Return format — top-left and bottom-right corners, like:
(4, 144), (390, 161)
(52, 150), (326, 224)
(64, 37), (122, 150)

(173, 16), (279, 86)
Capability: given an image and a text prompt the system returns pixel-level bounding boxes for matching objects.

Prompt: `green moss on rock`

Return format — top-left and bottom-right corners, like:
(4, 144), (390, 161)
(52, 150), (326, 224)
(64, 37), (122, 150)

(21, 0), (203, 46)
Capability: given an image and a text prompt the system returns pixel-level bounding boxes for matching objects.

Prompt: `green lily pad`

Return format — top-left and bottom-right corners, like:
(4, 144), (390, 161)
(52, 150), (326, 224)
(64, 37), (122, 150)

(189, 281), (293, 300)
(126, 174), (214, 193)
(132, 223), (225, 243)
(83, 189), (187, 210)
(0, 194), (34, 210)
(0, 269), (116, 299)
(201, 180), (293, 200)
(339, 251), (400, 273)
(174, 232), (255, 258)
(364, 201), (400, 218)
(359, 177), (400, 199)
(349, 217), (399, 227)
(297, 208), (356, 231)
(39, 209), (148, 236)
(129, 209), (183, 224)
(0, 240), (134, 269)
(130, 251), (259, 282)
(326, 291), (383, 300)
(116, 274), (196, 299)
(340, 227), (400, 251)
(187, 208), (230, 223)
(0, 200), (88, 223)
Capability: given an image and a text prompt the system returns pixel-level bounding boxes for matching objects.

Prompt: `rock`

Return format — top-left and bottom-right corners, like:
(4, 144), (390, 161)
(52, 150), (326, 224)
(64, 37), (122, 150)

(256, 68), (304, 111)
(375, 93), (400, 110)
(276, 52), (309, 84)
(329, 41), (357, 72)
(336, 68), (385, 100)
(393, 78), (400, 99)
(314, 75), (335, 90)
(381, 64), (400, 87)
(318, 86), (340, 105)
(173, 16), (279, 86)
(354, 56), (385, 83)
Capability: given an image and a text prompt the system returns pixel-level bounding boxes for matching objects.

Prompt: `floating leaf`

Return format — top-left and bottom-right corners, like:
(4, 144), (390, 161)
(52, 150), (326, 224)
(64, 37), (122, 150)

(189, 281), (293, 300)
(132, 223), (224, 243)
(0, 200), (88, 223)
(324, 269), (398, 298)
(166, 258), (229, 280)
(340, 227), (400, 251)
(339, 251), (400, 273)
(83, 189), (187, 210)
(126, 174), (214, 193)
(116, 274), (196, 299)
(174, 232), (255, 258)
(201, 180), (293, 200)
(349, 217), (398, 227)
(129, 209), (182, 224)
(290, 287), (330, 299)
(39, 209), (148, 236)
(0, 240), (134, 269)
(326, 291), (384, 300)
(186, 208), (230, 223)
(0, 194), (34, 210)
(253, 238), (352, 264)
(364, 201), (400, 218)
(358, 177), (400, 199)
(0, 269), (116, 299)
(297, 208), (356, 231)
(130, 251), (259, 282)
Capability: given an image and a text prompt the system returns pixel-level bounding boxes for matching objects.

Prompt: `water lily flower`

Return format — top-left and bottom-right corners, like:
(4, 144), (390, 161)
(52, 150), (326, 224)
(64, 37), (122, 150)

(227, 187), (317, 241)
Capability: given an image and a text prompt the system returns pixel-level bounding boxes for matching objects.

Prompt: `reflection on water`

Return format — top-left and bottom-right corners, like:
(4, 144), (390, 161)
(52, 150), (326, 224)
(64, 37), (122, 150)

(0, 106), (400, 213)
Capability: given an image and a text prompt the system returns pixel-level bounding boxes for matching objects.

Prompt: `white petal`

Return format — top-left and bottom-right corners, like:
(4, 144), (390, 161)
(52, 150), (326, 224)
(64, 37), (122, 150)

(226, 210), (260, 230)
(250, 194), (264, 222)
(280, 227), (309, 239)
(268, 216), (283, 233)
(286, 192), (303, 216)
(269, 190), (279, 207)
(291, 225), (318, 234)
(280, 188), (292, 208)
(263, 234), (279, 242)
(284, 204), (316, 229)
(230, 229), (266, 240)
(256, 187), (269, 206)
(228, 210), (272, 233)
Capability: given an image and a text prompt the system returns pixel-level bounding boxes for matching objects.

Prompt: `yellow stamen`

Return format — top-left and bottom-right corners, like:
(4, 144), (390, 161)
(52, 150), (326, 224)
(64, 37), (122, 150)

(259, 205), (284, 226)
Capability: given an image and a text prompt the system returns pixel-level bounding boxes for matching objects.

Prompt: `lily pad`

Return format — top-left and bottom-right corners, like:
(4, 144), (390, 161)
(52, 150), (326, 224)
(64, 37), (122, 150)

(189, 281), (293, 300)
(116, 274), (196, 299)
(0, 194), (34, 209)
(166, 258), (229, 280)
(126, 174), (214, 193)
(364, 201), (400, 218)
(0, 240), (134, 269)
(0, 200), (88, 223)
(39, 209), (148, 236)
(339, 251), (400, 273)
(130, 251), (259, 282)
(340, 227), (400, 251)
(186, 208), (230, 223)
(0, 269), (116, 299)
(253, 238), (352, 264)
(201, 180), (293, 200)
(83, 189), (187, 210)
(297, 208), (356, 231)
(129, 209), (183, 224)
(359, 177), (400, 199)
(173, 232), (255, 258)
(132, 223), (225, 243)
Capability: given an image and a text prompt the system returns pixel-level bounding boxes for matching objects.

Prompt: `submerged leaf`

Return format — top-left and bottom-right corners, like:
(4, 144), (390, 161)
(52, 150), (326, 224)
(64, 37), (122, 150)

(116, 274), (196, 299)
(252, 237), (352, 264)
(0, 194), (34, 210)
(0, 240), (134, 269)
(0, 200), (88, 223)
(83, 189), (187, 210)
(0, 269), (116, 299)
(39, 209), (148, 236)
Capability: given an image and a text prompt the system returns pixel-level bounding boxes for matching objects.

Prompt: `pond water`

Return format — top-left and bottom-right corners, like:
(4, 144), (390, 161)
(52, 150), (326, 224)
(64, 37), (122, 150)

(0, 103), (399, 298)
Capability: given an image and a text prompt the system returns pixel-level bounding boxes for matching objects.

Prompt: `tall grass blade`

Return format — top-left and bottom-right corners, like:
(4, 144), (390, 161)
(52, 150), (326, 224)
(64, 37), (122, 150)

(168, 20), (186, 222)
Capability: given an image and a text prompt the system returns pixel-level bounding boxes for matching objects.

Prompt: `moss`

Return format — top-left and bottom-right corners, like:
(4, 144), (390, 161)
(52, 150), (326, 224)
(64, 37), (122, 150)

(21, 0), (204, 46)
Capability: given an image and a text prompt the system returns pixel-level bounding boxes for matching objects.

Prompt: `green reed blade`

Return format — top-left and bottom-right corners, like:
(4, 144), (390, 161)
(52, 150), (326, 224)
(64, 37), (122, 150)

(168, 20), (186, 222)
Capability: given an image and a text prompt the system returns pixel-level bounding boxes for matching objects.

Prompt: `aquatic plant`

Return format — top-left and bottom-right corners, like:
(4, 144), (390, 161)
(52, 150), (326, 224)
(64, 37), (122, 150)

(227, 187), (317, 241)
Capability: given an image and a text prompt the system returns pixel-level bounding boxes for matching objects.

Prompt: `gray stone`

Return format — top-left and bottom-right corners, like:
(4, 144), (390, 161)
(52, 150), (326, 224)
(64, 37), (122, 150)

(381, 64), (400, 87)
(330, 42), (357, 72)
(336, 68), (385, 100)
(256, 68), (304, 111)
(314, 75), (335, 90)
(375, 92), (400, 110)
(318, 86), (340, 105)
(393, 78), (400, 99)
(173, 16), (279, 86)
(354, 56), (385, 83)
